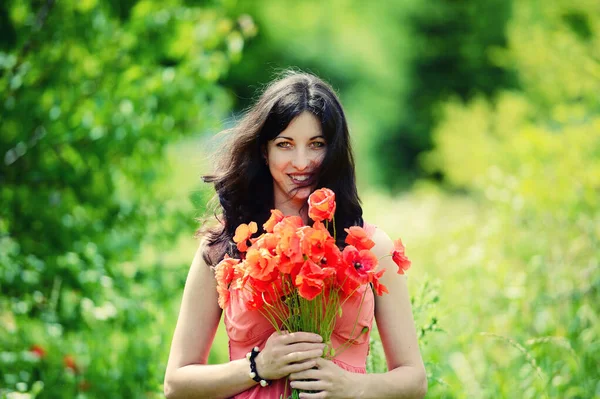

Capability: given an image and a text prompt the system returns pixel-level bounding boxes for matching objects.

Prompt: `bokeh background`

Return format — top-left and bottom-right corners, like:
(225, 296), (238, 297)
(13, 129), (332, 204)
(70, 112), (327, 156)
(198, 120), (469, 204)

(1, 0), (599, 398)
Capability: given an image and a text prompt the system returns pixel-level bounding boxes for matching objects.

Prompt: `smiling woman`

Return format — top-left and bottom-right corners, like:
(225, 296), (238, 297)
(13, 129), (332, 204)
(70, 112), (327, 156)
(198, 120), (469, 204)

(163, 71), (427, 399)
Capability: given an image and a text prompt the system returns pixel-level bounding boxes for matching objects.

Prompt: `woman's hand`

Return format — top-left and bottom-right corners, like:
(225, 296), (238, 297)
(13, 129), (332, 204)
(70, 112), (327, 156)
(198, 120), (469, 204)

(289, 357), (358, 399)
(255, 331), (326, 381)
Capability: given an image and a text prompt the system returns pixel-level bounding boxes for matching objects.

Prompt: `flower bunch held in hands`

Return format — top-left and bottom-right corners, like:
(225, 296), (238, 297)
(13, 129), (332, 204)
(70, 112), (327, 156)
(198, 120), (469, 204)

(213, 187), (411, 353)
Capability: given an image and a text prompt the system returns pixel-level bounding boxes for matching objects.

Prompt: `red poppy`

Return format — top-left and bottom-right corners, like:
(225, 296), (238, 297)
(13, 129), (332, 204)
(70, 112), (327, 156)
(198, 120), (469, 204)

(308, 188), (336, 222)
(371, 269), (388, 296)
(276, 253), (302, 278)
(321, 239), (342, 268)
(63, 355), (78, 373)
(344, 226), (375, 251)
(30, 344), (46, 359)
(342, 245), (379, 285)
(335, 264), (361, 297)
(295, 259), (334, 300)
(391, 239), (411, 274)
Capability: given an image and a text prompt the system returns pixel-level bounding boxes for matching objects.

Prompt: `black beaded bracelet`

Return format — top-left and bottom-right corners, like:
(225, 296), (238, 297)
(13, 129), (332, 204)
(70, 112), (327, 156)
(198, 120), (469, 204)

(246, 346), (270, 387)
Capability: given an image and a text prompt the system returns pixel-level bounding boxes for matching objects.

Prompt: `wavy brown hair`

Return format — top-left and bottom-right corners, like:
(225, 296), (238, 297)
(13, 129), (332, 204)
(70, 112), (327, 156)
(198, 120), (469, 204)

(199, 71), (363, 266)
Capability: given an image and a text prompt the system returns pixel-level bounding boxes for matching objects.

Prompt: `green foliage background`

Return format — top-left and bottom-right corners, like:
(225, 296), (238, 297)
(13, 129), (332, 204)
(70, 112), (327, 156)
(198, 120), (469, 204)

(1, 0), (598, 398)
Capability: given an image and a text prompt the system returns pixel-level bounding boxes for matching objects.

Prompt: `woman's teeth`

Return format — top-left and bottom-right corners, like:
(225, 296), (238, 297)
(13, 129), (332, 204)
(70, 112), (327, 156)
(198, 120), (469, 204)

(290, 175), (311, 183)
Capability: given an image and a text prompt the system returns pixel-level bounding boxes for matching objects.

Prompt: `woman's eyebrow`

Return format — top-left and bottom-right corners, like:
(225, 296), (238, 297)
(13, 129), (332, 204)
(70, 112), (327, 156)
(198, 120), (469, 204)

(274, 135), (324, 140)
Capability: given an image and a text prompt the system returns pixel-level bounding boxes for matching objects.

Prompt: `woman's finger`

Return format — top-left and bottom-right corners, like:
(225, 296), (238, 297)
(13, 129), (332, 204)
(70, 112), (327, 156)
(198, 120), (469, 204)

(283, 342), (326, 355)
(290, 379), (329, 392)
(280, 332), (323, 345)
(289, 368), (321, 381)
(281, 359), (318, 375)
(298, 392), (327, 399)
(313, 356), (327, 368)
(283, 348), (323, 364)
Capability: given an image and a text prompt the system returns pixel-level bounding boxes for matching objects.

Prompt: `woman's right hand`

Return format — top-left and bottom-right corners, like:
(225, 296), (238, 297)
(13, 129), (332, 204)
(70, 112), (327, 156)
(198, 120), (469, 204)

(254, 331), (325, 381)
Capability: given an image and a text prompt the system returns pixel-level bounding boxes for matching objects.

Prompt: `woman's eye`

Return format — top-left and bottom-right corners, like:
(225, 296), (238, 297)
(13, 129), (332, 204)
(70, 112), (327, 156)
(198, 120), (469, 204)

(276, 141), (292, 148)
(311, 141), (326, 148)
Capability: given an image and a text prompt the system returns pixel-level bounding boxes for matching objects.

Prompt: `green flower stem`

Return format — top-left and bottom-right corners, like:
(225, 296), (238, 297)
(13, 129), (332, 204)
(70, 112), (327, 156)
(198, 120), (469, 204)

(332, 215), (336, 240)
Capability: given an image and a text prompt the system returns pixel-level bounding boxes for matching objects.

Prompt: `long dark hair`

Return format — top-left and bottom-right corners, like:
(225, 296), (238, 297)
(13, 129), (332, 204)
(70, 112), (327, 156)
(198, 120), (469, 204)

(200, 71), (363, 265)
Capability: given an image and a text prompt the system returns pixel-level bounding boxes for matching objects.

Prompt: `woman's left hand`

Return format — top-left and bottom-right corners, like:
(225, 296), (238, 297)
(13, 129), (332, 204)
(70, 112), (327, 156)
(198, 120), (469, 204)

(289, 357), (361, 399)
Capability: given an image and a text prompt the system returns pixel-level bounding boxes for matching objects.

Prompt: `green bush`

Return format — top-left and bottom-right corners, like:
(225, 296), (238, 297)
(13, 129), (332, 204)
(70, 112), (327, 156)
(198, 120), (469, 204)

(418, 0), (600, 397)
(0, 0), (253, 397)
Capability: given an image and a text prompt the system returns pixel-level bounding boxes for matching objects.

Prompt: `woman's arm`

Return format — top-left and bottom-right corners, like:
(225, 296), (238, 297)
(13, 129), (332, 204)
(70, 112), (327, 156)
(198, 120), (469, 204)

(163, 243), (258, 399)
(356, 227), (427, 399)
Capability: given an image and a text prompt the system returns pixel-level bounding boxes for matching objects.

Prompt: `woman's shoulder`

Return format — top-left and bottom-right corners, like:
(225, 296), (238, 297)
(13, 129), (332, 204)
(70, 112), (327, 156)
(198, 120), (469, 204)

(363, 223), (394, 257)
(362, 221), (377, 238)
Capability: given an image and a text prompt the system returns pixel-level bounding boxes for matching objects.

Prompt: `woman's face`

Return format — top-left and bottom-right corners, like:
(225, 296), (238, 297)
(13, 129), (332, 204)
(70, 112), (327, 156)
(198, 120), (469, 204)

(266, 111), (327, 209)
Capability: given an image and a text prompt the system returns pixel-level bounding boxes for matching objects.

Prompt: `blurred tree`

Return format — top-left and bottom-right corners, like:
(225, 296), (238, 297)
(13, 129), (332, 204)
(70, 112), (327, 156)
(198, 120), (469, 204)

(0, 0), (254, 396)
(387, 0), (516, 188)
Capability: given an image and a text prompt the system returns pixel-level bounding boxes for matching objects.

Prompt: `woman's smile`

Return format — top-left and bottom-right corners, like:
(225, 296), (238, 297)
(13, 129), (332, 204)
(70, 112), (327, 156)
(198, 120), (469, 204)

(288, 173), (315, 184)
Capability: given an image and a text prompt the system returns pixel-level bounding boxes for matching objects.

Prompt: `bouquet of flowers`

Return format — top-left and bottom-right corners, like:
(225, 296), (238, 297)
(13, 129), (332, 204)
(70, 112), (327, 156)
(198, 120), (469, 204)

(213, 188), (411, 396)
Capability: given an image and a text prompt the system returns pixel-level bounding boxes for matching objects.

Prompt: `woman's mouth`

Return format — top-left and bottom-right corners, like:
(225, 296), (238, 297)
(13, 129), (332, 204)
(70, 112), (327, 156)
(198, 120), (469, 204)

(288, 174), (314, 185)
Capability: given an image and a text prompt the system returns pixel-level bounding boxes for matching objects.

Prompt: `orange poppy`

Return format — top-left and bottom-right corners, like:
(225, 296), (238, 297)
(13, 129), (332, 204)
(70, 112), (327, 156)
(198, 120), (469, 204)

(298, 226), (328, 263)
(245, 247), (278, 282)
(233, 221), (258, 252)
(308, 188), (336, 222)
(264, 209), (285, 233)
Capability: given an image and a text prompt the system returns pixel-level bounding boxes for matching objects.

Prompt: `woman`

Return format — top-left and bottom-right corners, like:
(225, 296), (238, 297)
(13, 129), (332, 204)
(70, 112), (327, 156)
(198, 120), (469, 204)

(164, 72), (427, 399)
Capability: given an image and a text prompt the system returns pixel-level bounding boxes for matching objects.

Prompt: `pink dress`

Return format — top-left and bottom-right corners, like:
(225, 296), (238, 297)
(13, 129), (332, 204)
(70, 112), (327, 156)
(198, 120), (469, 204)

(224, 223), (377, 399)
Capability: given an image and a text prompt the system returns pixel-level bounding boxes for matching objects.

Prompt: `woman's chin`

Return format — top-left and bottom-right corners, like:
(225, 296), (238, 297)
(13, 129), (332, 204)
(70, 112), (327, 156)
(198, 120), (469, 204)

(294, 186), (314, 200)
(275, 184), (315, 207)
(283, 185), (313, 203)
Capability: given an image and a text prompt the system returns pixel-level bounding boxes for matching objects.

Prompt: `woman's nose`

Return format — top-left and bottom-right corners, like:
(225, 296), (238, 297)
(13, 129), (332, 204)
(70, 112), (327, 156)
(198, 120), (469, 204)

(291, 149), (310, 170)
